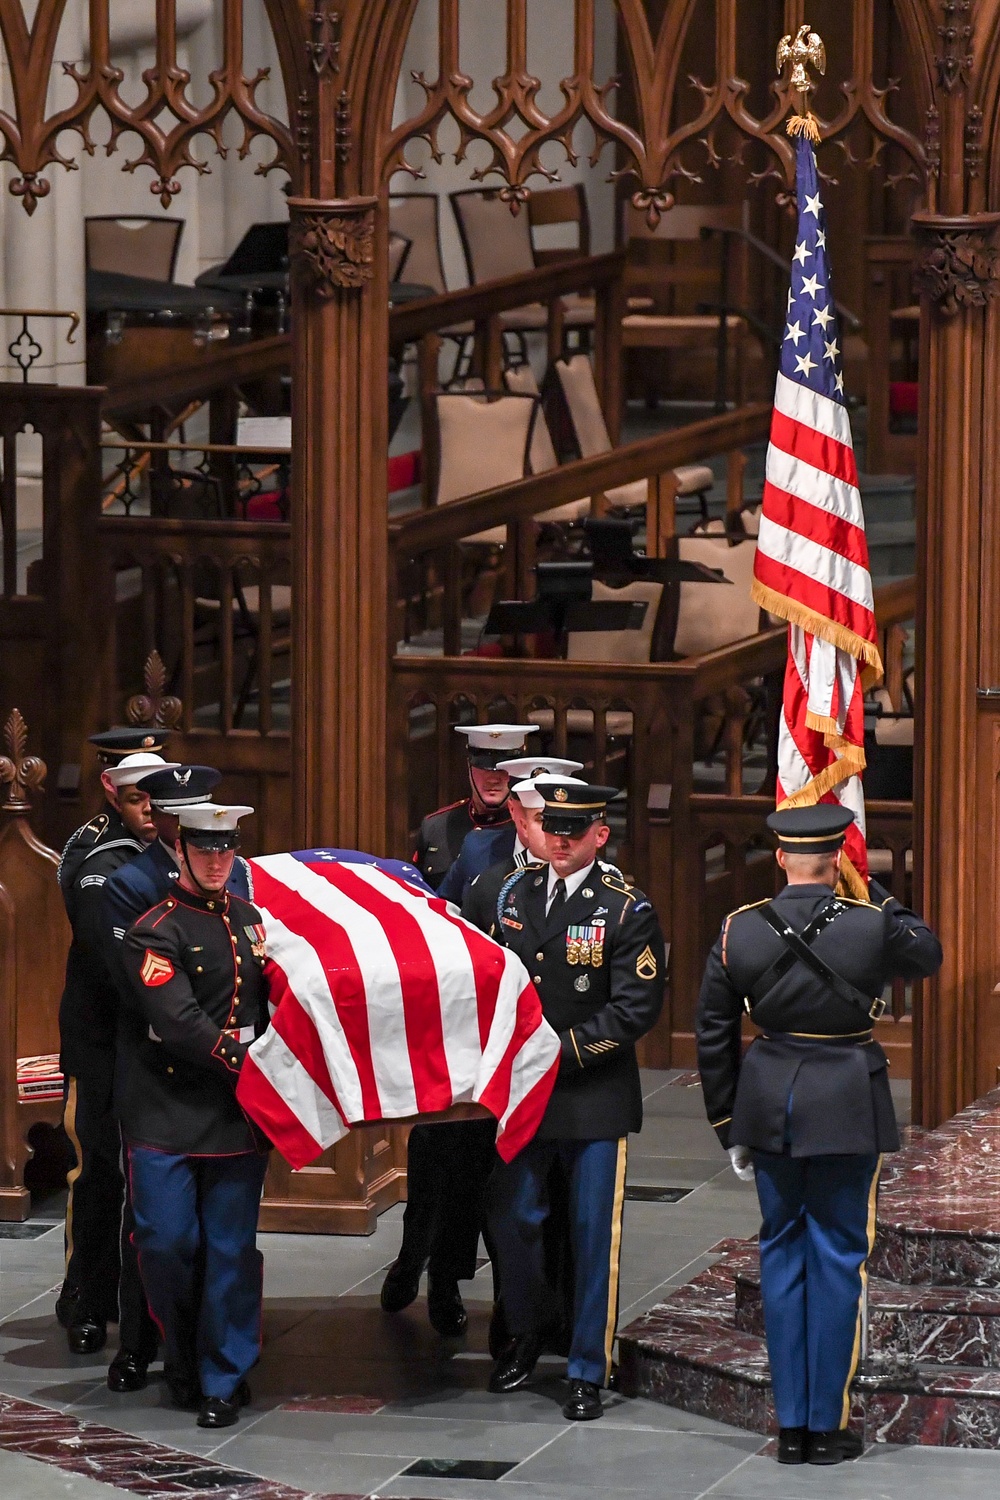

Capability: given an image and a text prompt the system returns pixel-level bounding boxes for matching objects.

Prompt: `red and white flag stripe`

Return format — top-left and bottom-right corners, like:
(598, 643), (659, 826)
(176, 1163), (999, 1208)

(751, 136), (882, 892)
(236, 854), (560, 1166)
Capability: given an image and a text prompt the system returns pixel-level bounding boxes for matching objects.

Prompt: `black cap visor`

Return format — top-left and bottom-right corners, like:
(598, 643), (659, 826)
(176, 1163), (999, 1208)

(467, 749), (512, 771)
(182, 830), (241, 853)
(541, 810), (602, 838)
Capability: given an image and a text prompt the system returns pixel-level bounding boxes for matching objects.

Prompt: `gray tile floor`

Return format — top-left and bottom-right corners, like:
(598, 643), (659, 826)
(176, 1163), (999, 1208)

(2, 1070), (999, 1498)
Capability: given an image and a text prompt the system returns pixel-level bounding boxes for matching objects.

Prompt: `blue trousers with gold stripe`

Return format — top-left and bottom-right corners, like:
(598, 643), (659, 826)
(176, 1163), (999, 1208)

(753, 1152), (881, 1432)
(490, 1137), (627, 1386)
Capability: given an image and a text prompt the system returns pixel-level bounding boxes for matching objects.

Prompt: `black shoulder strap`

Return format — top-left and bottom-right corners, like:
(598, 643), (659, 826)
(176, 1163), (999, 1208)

(753, 899), (885, 1021)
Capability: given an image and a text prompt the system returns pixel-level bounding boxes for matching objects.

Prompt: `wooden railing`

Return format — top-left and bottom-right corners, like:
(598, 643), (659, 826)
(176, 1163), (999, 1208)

(389, 402), (773, 653)
(390, 576), (916, 1069)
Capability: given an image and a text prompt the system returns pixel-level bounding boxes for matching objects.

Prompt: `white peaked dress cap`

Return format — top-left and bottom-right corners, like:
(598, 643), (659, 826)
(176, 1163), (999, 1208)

(454, 723), (537, 751)
(496, 755), (584, 779)
(178, 803), (255, 833)
(103, 753), (179, 788)
(511, 774), (589, 809)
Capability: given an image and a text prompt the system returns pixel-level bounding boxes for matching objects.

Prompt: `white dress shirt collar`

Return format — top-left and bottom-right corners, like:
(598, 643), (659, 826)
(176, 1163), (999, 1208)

(546, 860), (595, 912)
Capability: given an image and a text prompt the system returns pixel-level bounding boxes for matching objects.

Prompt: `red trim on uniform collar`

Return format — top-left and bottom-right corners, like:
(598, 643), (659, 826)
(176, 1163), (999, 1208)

(173, 887), (231, 914)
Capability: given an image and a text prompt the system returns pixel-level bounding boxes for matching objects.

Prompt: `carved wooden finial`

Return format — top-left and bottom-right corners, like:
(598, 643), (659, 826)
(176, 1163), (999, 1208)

(126, 651), (182, 731)
(0, 709), (47, 814)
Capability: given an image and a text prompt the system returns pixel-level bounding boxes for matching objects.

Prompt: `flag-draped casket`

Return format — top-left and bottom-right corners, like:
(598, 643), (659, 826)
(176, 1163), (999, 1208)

(235, 850), (560, 1167)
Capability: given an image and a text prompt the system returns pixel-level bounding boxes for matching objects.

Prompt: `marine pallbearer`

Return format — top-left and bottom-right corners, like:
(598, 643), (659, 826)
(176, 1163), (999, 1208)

(56, 730), (175, 1377)
(411, 723), (535, 890)
(485, 781), (665, 1421)
(119, 803), (271, 1430)
(696, 805), (942, 1465)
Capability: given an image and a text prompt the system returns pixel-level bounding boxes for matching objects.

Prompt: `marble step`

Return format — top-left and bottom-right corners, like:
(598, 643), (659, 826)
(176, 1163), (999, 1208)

(617, 1246), (1000, 1447)
(871, 1086), (1000, 1286)
(733, 1265), (1000, 1366)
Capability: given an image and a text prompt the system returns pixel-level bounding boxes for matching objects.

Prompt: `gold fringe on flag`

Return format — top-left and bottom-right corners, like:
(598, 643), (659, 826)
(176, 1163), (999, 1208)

(835, 851), (869, 902)
(751, 577), (883, 688)
(786, 112), (821, 144)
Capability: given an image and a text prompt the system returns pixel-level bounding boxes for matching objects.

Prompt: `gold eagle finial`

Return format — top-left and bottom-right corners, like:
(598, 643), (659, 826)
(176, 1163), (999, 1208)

(776, 25), (826, 96)
(777, 25), (825, 142)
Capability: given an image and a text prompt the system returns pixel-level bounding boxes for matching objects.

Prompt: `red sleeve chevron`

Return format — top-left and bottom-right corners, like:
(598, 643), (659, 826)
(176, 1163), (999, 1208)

(750, 137), (883, 890)
(235, 853), (560, 1167)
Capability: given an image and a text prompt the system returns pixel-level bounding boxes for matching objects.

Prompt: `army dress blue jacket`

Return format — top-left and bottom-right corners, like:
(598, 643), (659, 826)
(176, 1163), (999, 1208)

(491, 861), (665, 1140)
(696, 880), (942, 1157)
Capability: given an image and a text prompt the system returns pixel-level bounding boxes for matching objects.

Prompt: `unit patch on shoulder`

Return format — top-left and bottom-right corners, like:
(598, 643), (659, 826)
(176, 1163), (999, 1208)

(140, 950), (175, 987)
(636, 945), (659, 980)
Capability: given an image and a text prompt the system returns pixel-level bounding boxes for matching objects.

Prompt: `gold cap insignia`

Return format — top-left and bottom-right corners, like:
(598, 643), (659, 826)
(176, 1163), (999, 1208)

(142, 735), (155, 748)
(636, 945), (658, 980)
(554, 788), (568, 802)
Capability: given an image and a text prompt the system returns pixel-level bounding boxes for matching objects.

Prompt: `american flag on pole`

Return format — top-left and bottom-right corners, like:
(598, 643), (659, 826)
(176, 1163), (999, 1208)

(751, 135), (883, 893)
(235, 850), (560, 1167)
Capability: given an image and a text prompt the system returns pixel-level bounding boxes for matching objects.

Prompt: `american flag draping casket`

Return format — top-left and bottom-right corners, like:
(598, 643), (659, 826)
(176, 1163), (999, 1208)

(235, 850), (560, 1167)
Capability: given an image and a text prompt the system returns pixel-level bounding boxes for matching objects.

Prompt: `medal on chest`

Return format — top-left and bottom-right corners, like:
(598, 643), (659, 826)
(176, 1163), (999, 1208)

(566, 922), (605, 967)
(245, 922), (267, 959)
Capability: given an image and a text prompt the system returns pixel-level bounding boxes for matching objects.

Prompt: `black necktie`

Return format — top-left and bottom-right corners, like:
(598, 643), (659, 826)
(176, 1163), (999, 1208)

(549, 878), (567, 918)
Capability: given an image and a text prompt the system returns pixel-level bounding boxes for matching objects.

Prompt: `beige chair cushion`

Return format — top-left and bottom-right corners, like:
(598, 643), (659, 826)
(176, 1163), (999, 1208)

(435, 392), (536, 544)
(674, 536), (761, 656)
(528, 706), (634, 738)
(567, 580), (663, 664)
(555, 354), (648, 513)
(503, 365), (589, 524)
(867, 848), (913, 875)
(675, 464), (714, 495)
(875, 716), (914, 747)
(85, 217), (181, 281)
(388, 231), (411, 282)
(389, 196), (447, 294)
(454, 193), (535, 283)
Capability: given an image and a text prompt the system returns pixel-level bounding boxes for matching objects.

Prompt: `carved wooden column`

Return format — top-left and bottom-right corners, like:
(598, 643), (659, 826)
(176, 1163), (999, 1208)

(288, 192), (388, 853)
(911, 0), (1000, 1125)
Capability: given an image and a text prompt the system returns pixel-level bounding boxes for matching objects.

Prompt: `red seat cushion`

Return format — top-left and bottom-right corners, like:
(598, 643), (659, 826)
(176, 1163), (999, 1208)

(889, 381), (918, 418)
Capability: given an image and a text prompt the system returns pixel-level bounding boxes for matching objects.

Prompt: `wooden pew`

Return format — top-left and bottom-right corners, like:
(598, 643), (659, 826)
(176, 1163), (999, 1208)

(0, 710), (69, 1221)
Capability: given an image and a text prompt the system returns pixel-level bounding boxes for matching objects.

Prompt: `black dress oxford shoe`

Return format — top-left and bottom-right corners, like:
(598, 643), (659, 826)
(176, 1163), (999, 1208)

(107, 1350), (150, 1393)
(67, 1317), (106, 1356)
(562, 1379), (603, 1421)
(380, 1259), (423, 1313)
(777, 1426), (808, 1464)
(488, 1334), (542, 1394)
(197, 1381), (252, 1429)
(427, 1278), (468, 1338)
(807, 1427), (864, 1465)
(55, 1283), (81, 1329)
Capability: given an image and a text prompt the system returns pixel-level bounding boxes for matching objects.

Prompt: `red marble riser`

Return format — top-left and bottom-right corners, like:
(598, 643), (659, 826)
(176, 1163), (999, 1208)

(734, 1273), (1000, 1366)
(617, 1329), (1000, 1448)
(870, 1228), (1000, 1287)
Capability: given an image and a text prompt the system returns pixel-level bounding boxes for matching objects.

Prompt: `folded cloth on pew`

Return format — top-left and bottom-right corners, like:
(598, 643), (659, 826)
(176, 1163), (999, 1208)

(236, 850), (560, 1167)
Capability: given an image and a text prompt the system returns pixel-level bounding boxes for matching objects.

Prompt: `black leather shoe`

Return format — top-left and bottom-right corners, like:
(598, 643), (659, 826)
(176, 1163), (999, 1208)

(380, 1259), (423, 1313)
(107, 1350), (150, 1393)
(55, 1283), (80, 1329)
(777, 1426), (808, 1464)
(488, 1334), (542, 1394)
(807, 1427), (864, 1465)
(562, 1379), (603, 1421)
(197, 1381), (251, 1429)
(67, 1318), (106, 1356)
(165, 1371), (202, 1411)
(427, 1279), (468, 1338)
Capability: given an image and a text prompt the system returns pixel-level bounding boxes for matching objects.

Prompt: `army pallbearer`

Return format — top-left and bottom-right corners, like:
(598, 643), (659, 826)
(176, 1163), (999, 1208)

(486, 781), (665, 1421)
(119, 803), (271, 1429)
(696, 805), (942, 1465)
(56, 729), (173, 1378)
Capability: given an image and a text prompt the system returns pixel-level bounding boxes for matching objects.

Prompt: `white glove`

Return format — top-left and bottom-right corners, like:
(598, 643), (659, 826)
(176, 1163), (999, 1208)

(728, 1145), (755, 1182)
